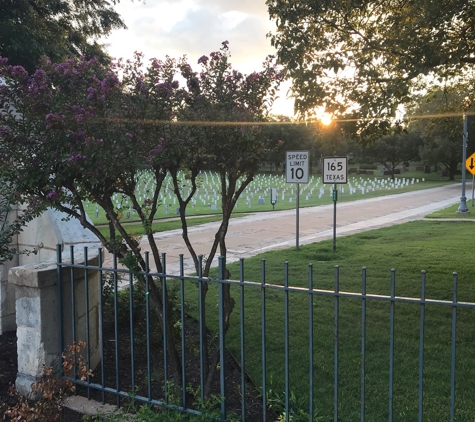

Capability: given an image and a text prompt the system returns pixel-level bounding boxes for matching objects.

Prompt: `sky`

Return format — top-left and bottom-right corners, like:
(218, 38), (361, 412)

(100, 0), (294, 116)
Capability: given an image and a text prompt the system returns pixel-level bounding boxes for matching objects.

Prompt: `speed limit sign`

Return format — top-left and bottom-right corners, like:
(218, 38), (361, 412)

(286, 151), (309, 184)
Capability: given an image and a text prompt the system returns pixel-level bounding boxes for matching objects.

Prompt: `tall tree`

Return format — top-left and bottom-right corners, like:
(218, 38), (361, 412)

(407, 86), (475, 180)
(267, 0), (475, 124)
(362, 131), (422, 179)
(0, 0), (126, 72)
(263, 116), (317, 171)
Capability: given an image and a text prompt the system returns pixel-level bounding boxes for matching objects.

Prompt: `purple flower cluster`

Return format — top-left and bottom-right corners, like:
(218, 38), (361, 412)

(46, 189), (58, 200)
(28, 198), (42, 210)
(0, 127), (12, 138)
(45, 113), (65, 129)
(67, 153), (85, 162)
(148, 144), (163, 155)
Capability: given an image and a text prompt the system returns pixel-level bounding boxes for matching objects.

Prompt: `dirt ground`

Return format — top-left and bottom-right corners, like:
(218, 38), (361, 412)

(0, 330), (86, 421)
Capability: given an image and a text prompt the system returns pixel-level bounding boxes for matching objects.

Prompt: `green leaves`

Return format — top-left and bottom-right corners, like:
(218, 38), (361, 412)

(0, 0), (126, 73)
(267, 0), (475, 131)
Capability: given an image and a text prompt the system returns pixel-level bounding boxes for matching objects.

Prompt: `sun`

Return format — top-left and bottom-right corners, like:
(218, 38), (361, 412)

(319, 112), (333, 126)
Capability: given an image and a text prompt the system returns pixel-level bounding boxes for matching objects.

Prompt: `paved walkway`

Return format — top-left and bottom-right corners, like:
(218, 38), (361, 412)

(105, 183), (470, 274)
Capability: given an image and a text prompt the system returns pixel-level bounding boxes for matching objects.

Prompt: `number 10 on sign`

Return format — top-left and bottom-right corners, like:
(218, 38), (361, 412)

(286, 151), (310, 251)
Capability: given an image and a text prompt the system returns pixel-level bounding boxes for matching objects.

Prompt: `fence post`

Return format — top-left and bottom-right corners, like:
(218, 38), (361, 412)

(218, 256), (226, 420)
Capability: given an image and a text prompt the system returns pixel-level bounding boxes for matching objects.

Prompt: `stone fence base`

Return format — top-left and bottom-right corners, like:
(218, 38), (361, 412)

(9, 249), (101, 395)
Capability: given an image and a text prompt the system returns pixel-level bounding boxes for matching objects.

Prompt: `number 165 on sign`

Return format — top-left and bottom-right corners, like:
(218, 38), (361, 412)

(323, 156), (348, 184)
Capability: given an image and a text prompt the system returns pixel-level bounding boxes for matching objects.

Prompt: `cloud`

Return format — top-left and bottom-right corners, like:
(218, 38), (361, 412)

(101, 0), (293, 115)
(117, 5), (275, 72)
(192, 0), (269, 16)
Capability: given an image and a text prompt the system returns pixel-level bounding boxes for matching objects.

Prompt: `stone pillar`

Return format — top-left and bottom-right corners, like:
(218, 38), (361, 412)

(9, 248), (101, 396)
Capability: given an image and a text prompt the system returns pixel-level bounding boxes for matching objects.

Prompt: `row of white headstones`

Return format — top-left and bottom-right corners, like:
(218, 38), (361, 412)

(85, 171), (424, 217)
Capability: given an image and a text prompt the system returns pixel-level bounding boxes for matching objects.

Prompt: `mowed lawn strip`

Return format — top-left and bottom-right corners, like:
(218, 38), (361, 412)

(183, 220), (475, 421)
(425, 202), (475, 219)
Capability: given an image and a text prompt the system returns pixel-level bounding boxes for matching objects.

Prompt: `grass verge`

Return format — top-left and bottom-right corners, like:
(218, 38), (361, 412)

(96, 215), (230, 240)
(425, 202), (475, 218)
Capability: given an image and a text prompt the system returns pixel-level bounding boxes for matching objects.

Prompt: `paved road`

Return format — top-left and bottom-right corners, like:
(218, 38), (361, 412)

(106, 183), (468, 274)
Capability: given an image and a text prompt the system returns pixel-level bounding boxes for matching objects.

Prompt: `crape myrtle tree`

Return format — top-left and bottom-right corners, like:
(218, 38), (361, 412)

(0, 45), (283, 397)
(267, 0), (475, 135)
(0, 183), (43, 265)
(172, 43), (284, 392)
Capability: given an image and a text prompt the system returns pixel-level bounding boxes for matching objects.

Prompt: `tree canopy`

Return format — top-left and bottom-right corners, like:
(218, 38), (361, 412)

(407, 85), (475, 179)
(267, 0), (475, 123)
(0, 0), (126, 73)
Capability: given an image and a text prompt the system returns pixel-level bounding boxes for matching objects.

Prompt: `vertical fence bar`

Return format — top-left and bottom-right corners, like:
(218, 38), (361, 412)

(198, 255), (205, 403)
(334, 266), (339, 422)
(308, 264), (314, 421)
(84, 247), (91, 399)
(113, 252), (120, 407)
(70, 246), (77, 349)
(361, 267), (367, 422)
(161, 252), (169, 403)
(145, 252), (152, 401)
(98, 248), (105, 404)
(70, 246), (77, 392)
(284, 262), (290, 422)
(218, 257), (227, 420)
(179, 254), (187, 408)
(128, 269), (135, 395)
(240, 258), (246, 421)
(450, 272), (457, 422)
(389, 269), (396, 422)
(57, 245), (64, 379)
(261, 259), (267, 422)
(418, 270), (426, 422)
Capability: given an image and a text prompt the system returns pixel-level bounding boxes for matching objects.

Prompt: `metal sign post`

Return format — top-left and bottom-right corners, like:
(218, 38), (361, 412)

(286, 151), (309, 251)
(323, 156), (348, 252)
(333, 183), (337, 253)
(270, 188), (277, 209)
(459, 115), (469, 213)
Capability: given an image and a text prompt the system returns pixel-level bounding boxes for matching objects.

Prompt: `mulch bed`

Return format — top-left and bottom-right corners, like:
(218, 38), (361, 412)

(0, 301), (275, 421)
(74, 293), (274, 421)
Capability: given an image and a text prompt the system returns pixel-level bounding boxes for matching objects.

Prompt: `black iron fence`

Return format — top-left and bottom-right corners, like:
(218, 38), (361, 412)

(57, 245), (475, 421)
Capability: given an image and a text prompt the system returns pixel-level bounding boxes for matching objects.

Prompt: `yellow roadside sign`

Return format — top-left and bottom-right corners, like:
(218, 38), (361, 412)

(466, 153), (475, 175)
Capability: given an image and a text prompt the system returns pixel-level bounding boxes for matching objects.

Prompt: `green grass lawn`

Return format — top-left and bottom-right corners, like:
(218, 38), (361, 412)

(426, 202), (475, 218)
(86, 169), (455, 225)
(183, 220), (475, 421)
(95, 215), (230, 240)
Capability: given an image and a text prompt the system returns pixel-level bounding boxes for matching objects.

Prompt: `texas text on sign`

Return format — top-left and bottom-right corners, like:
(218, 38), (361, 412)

(322, 156), (348, 184)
